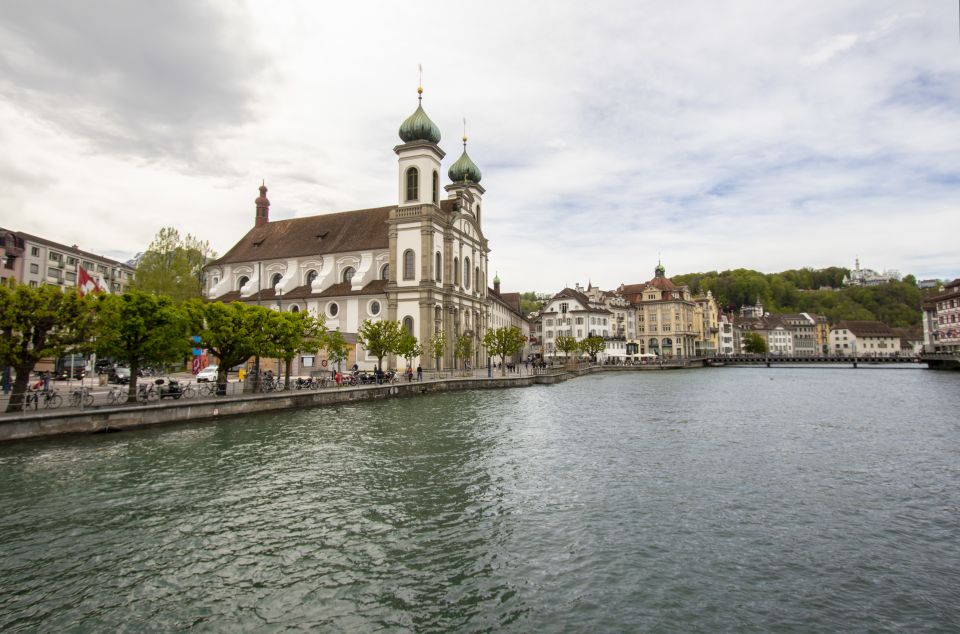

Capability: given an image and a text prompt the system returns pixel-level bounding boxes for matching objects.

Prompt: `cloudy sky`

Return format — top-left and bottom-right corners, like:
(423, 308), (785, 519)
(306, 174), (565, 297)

(1, 0), (957, 291)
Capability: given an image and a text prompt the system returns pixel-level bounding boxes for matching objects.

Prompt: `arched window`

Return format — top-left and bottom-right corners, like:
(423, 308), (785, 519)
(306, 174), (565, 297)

(403, 316), (414, 336)
(649, 338), (659, 350)
(476, 205), (481, 222)
(463, 257), (471, 290)
(380, 264), (389, 281)
(474, 267), (480, 292)
(432, 170), (439, 204)
(306, 270), (318, 285)
(435, 252), (442, 282)
(237, 275), (249, 290)
(271, 273), (282, 287)
(342, 267), (355, 284)
(403, 249), (415, 280)
(453, 257), (460, 287)
(290, 305), (300, 313)
(405, 167), (419, 202)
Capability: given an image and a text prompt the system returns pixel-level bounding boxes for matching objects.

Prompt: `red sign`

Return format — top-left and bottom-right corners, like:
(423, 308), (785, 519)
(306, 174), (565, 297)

(191, 357), (201, 374)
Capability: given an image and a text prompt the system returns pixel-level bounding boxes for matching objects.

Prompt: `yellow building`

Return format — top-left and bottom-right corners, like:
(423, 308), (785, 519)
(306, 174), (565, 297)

(694, 291), (720, 355)
(618, 264), (698, 358)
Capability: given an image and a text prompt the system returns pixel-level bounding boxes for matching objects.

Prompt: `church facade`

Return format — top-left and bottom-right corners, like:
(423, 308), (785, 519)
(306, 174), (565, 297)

(204, 87), (491, 370)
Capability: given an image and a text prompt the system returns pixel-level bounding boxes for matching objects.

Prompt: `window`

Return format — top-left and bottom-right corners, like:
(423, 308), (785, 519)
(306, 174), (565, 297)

(30, 247), (39, 256)
(369, 300), (381, 316)
(65, 271), (76, 281)
(290, 305), (300, 313)
(475, 267), (480, 292)
(454, 257), (460, 286)
(271, 273), (282, 287)
(30, 263), (38, 274)
(560, 303), (568, 313)
(576, 317), (584, 325)
(97, 264), (107, 274)
(47, 267), (60, 279)
(403, 249), (415, 280)
(381, 264), (389, 281)
(435, 252), (442, 281)
(403, 316), (414, 335)
(83, 260), (93, 269)
(342, 267), (355, 284)
(67, 257), (77, 266)
(463, 257), (471, 289)
(432, 171), (439, 204)
(327, 302), (339, 317)
(237, 276), (249, 290)
(406, 167), (419, 202)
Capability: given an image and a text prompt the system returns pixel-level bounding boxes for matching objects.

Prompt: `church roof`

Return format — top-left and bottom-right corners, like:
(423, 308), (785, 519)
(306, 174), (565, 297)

(209, 279), (387, 303)
(209, 206), (395, 266)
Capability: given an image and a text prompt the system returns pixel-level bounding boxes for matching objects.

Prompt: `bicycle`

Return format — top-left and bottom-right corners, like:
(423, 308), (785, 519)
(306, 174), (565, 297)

(197, 382), (217, 397)
(22, 388), (62, 411)
(68, 386), (94, 408)
(137, 384), (159, 403)
(179, 382), (196, 399)
(107, 386), (127, 405)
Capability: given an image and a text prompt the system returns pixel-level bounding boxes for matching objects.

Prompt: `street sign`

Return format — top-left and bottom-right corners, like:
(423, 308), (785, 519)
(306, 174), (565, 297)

(192, 357), (201, 375)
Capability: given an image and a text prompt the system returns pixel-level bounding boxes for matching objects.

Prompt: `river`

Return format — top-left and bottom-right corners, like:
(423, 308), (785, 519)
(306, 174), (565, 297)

(1, 367), (958, 632)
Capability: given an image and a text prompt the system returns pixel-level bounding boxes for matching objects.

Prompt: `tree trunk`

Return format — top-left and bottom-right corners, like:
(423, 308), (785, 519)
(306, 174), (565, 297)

(501, 354), (507, 376)
(5, 366), (32, 413)
(284, 357), (293, 389)
(217, 366), (228, 396)
(127, 360), (140, 403)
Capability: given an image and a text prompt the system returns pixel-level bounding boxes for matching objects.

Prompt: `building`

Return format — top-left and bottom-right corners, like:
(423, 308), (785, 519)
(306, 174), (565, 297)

(693, 291), (720, 356)
(204, 86), (492, 371)
(718, 314), (735, 354)
(488, 274), (531, 363)
(781, 313), (818, 356)
(0, 228), (134, 293)
(539, 287), (612, 360)
(619, 264), (698, 358)
(829, 321), (902, 357)
(925, 279), (960, 352)
(842, 258), (899, 287)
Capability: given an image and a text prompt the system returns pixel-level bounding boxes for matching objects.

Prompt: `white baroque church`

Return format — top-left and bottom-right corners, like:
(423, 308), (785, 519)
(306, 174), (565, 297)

(204, 86), (492, 370)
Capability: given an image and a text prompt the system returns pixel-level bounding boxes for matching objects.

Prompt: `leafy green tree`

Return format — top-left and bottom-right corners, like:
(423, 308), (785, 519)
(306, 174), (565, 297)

(357, 319), (403, 371)
(454, 333), (474, 370)
(264, 311), (325, 388)
(94, 291), (192, 402)
(134, 227), (216, 302)
(395, 331), (423, 370)
(519, 292), (545, 315)
(555, 334), (580, 361)
(579, 335), (606, 362)
(482, 326), (526, 375)
(185, 300), (272, 393)
(427, 331), (446, 374)
(742, 332), (767, 354)
(0, 284), (96, 412)
(324, 328), (349, 372)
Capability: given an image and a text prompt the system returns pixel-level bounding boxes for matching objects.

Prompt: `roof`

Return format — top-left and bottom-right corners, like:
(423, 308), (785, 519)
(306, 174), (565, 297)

(210, 279), (386, 303)
(833, 320), (896, 337)
(209, 206), (394, 267)
(14, 231), (134, 270)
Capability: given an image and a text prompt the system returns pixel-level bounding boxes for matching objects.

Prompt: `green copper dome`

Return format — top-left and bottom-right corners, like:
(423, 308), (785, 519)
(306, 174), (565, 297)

(448, 143), (482, 184)
(493, 272), (501, 284)
(655, 263), (666, 277)
(399, 98), (441, 144)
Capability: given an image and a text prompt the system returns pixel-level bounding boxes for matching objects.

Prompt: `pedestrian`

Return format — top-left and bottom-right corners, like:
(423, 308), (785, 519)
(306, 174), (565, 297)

(1, 366), (10, 395)
(416, 364), (422, 381)
(406, 365), (413, 382)
(42, 371), (51, 392)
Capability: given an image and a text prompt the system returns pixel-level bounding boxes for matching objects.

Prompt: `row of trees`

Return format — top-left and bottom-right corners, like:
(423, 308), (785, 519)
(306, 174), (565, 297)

(553, 335), (605, 361)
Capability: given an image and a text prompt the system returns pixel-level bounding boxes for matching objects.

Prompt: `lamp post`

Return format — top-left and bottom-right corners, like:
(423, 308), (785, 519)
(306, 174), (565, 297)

(252, 260), (261, 393)
(277, 287), (283, 379)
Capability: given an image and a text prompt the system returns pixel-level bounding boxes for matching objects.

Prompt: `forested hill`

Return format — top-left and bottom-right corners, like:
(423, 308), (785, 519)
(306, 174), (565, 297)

(671, 268), (925, 327)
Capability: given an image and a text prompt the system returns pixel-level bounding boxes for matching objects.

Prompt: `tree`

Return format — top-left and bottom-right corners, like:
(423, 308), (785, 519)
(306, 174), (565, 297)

(427, 331), (446, 375)
(94, 291), (192, 403)
(324, 328), (349, 372)
(395, 331), (423, 370)
(357, 319), (403, 371)
(482, 326), (526, 375)
(184, 300), (272, 394)
(134, 227), (216, 302)
(579, 335), (606, 362)
(555, 334), (579, 361)
(264, 311), (325, 389)
(0, 284), (96, 412)
(454, 333), (474, 371)
(743, 332), (767, 354)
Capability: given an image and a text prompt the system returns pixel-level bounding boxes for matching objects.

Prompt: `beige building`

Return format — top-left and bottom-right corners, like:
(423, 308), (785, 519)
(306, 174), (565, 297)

(829, 321), (902, 357)
(618, 264), (698, 358)
(693, 291), (720, 355)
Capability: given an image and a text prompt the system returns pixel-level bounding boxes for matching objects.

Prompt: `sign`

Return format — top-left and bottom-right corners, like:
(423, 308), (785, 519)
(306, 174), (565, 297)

(191, 357), (201, 375)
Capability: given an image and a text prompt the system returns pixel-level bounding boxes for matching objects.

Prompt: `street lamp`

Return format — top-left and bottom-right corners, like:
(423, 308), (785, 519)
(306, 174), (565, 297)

(277, 287), (283, 378)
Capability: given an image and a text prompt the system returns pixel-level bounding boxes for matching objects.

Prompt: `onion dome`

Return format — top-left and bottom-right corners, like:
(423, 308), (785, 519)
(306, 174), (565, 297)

(493, 272), (501, 285)
(399, 87), (441, 144)
(654, 262), (666, 278)
(448, 136), (482, 184)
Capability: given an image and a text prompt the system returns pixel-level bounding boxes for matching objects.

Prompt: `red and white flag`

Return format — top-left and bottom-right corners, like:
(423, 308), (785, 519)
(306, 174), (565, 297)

(77, 268), (102, 296)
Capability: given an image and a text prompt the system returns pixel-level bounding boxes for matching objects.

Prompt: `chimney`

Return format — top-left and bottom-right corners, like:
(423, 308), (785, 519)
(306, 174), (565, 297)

(255, 181), (270, 227)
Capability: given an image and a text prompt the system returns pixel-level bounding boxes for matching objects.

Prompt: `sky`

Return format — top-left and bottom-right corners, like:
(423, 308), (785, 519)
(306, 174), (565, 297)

(1, 0), (958, 292)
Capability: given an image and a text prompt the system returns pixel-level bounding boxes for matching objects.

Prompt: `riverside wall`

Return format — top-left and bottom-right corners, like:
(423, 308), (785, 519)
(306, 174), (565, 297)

(0, 362), (704, 443)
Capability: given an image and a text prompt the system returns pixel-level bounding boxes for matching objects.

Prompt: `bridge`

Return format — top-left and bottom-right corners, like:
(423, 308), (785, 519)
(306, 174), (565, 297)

(705, 355), (923, 369)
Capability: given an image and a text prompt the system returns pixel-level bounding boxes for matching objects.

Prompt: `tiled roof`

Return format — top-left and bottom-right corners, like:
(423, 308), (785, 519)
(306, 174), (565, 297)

(14, 231), (134, 270)
(210, 279), (386, 303)
(834, 320), (896, 337)
(209, 206), (395, 266)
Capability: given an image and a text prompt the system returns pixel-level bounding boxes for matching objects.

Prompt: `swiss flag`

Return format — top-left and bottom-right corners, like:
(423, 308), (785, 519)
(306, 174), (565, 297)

(78, 267), (102, 296)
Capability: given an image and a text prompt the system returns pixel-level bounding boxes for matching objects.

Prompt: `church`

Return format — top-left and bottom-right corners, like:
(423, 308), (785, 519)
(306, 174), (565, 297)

(204, 86), (492, 371)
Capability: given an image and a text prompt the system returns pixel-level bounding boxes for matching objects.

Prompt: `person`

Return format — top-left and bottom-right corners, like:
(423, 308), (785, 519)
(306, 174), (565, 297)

(406, 366), (413, 382)
(42, 371), (51, 392)
(375, 367), (384, 384)
(1, 366), (10, 395)
(416, 364), (422, 381)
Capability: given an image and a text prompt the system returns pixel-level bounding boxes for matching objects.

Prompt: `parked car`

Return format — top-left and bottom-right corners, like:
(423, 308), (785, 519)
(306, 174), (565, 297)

(108, 366), (131, 384)
(196, 365), (219, 382)
(94, 358), (114, 374)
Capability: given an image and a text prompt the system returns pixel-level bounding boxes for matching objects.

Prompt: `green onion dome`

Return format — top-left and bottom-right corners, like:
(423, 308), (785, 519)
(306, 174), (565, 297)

(493, 272), (501, 284)
(399, 88), (441, 144)
(448, 137), (482, 184)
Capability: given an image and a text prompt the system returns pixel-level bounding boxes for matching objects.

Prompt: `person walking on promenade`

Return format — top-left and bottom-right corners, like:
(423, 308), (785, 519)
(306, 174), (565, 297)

(416, 365), (422, 381)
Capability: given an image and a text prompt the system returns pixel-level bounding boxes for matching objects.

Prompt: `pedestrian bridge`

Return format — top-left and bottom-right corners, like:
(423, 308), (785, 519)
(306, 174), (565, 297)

(705, 355), (923, 368)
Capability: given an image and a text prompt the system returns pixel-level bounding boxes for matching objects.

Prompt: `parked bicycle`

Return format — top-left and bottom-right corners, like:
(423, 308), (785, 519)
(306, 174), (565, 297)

(68, 386), (94, 408)
(137, 383), (159, 403)
(107, 386), (127, 405)
(21, 388), (62, 410)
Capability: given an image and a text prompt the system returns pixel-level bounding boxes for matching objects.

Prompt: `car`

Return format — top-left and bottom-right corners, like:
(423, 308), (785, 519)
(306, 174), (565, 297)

(108, 366), (131, 384)
(94, 358), (114, 374)
(196, 365), (219, 382)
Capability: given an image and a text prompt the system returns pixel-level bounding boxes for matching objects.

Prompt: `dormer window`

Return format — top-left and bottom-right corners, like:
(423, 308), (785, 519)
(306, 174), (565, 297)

(342, 267), (355, 284)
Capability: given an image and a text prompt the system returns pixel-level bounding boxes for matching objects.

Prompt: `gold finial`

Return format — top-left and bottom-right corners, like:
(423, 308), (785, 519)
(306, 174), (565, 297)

(417, 64), (423, 100)
(462, 117), (468, 145)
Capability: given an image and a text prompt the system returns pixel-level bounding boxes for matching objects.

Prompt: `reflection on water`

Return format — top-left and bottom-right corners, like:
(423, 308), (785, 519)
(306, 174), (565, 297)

(1, 368), (959, 631)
